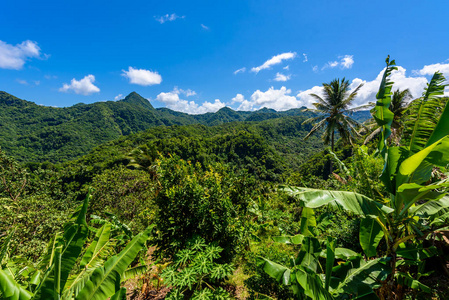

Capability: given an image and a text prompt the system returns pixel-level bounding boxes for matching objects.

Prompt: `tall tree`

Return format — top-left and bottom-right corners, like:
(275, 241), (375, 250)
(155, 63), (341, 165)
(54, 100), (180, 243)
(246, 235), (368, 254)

(303, 78), (365, 152)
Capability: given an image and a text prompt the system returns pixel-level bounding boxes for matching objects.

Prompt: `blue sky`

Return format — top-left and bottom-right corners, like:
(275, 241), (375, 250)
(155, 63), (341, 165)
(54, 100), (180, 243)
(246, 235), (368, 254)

(1, 0), (449, 113)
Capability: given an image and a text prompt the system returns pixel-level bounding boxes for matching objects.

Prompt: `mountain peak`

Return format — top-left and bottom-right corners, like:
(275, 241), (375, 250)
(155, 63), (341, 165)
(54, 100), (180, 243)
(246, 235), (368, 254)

(0, 91), (33, 108)
(120, 92), (154, 109)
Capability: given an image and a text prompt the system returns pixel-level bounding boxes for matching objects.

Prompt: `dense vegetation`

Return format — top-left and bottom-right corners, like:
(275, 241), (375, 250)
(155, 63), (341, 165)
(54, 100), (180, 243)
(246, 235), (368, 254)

(0, 91), (370, 163)
(1, 57), (449, 300)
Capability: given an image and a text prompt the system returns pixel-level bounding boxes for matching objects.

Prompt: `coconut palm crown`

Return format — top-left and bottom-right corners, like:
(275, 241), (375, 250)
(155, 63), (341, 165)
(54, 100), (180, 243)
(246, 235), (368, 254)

(302, 78), (366, 151)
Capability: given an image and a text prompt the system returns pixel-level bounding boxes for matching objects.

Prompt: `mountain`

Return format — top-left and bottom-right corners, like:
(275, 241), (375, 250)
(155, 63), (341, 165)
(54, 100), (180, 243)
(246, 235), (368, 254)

(0, 91), (372, 163)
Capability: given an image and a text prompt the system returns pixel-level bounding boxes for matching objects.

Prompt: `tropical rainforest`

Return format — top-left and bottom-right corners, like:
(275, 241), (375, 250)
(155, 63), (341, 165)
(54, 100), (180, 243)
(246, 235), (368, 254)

(1, 57), (449, 300)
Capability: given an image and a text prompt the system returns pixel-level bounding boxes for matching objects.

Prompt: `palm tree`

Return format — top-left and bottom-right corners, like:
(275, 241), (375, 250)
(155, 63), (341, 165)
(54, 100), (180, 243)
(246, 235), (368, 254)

(303, 78), (366, 152)
(363, 89), (412, 145)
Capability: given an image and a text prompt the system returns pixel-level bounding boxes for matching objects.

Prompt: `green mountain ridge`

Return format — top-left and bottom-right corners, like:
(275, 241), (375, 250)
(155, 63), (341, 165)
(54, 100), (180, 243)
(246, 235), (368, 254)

(0, 91), (371, 163)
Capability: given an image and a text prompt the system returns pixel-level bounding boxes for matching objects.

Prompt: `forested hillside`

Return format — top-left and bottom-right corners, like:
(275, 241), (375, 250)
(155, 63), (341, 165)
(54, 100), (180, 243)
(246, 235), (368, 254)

(2, 60), (449, 300)
(0, 91), (369, 163)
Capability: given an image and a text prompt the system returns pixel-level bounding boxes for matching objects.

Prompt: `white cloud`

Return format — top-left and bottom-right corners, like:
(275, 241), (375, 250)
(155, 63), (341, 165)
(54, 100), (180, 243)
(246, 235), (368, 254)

(413, 61), (449, 77)
(312, 65), (318, 73)
(16, 79), (39, 86)
(274, 72), (291, 82)
(251, 52), (297, 73)
(114, 94), (123, 101)
(349, 66), (428, 106)
(283, 65), (290, 70)
(44, 75), (57, 80)
(234, 67), (246, 75)
(341, 55), (354, 69)
(173, 87), (196, 97)
(296, 85), (327, 108)
(122, 67), (162, 86)
(303, 53), (308, 62)
(0, 40), (43, 70)
(296, 66), (430, 108)
(154, 13), (185, 24)
(237, 86), (300, 111)
(322, 61), (339, 70)
(201, 24), (210, 30)
(231, 93), (245, 103)
(59, 75), (100, 95)
(322, 55), (354, 70)
(16, 79), (29, 85)
(156, 88), (224, 114)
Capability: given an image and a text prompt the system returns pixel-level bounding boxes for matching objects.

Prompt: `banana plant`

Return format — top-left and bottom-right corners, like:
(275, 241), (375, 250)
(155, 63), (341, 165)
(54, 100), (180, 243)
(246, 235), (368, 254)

(283, 57), (449, 298)
(260, 207), (390, 299)
(0, 192), (154, 300)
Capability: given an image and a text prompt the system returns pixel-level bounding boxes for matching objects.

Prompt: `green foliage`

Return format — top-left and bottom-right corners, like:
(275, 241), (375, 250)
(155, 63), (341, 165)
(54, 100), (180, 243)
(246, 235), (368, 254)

(260, 208), (389, 299)
(283, 57), (449, 298)
(153, 157), (246, 261)
(0, 91), (349, 164)
(87, 165), (156, 233)
(161, 237), (234, 299)
(0, 192), (154, 300)
(303, 77), (367, 151)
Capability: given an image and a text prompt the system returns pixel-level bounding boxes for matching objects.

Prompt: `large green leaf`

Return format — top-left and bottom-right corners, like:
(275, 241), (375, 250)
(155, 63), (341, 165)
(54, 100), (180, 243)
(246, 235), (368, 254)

(403, 72), (447, 154)
(396, 135), (449, 187)
(372, 56), (397, 154)
(75, 225), (153, 300)
(359, 218), (383, 258)
(408, 196), (449, 217)
(80, 223), (112, 269)
(110, 287), (127, 300)
(396, 244), (437, 260)
(334, 258), (390, 296)
(295, 267), (334, 300)
(300, 207), (316, 237)
(63, 223), (114, 299)
(379, 146), (402, 194)
(396, 272), (431, 293)
(426, 91), (449, 147)
(283, 187), (393, 218)
(259, 258), (290, 284)
(0, 269), (33, 300)
(35, 194), (91, 300)
(325, 237), (335, 291)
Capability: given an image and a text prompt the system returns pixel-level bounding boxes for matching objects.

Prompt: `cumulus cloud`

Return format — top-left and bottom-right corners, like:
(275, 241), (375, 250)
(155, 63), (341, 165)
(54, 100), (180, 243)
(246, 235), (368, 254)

(274, 72), (291, 82)
(231, 93), (245, 103)
(251, 52), (296, 73)
(0, 40), (43, 70)
(114, 94), (123, 101)
(154, 13), (184, 24)
(413, 61), (449, 77)
(283, 65), (289, 70)
(303, 53), (308, 62)
(122, 67), (162, 86)
(234, 67), (246, 75)
(297, 66), (430, 108)
(341, 55), (354, 69)
(59, 75), (100, 95)
(236, 86), (301, 111)
(156, 88), (224, 114)
(322, 55), (354, 70)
